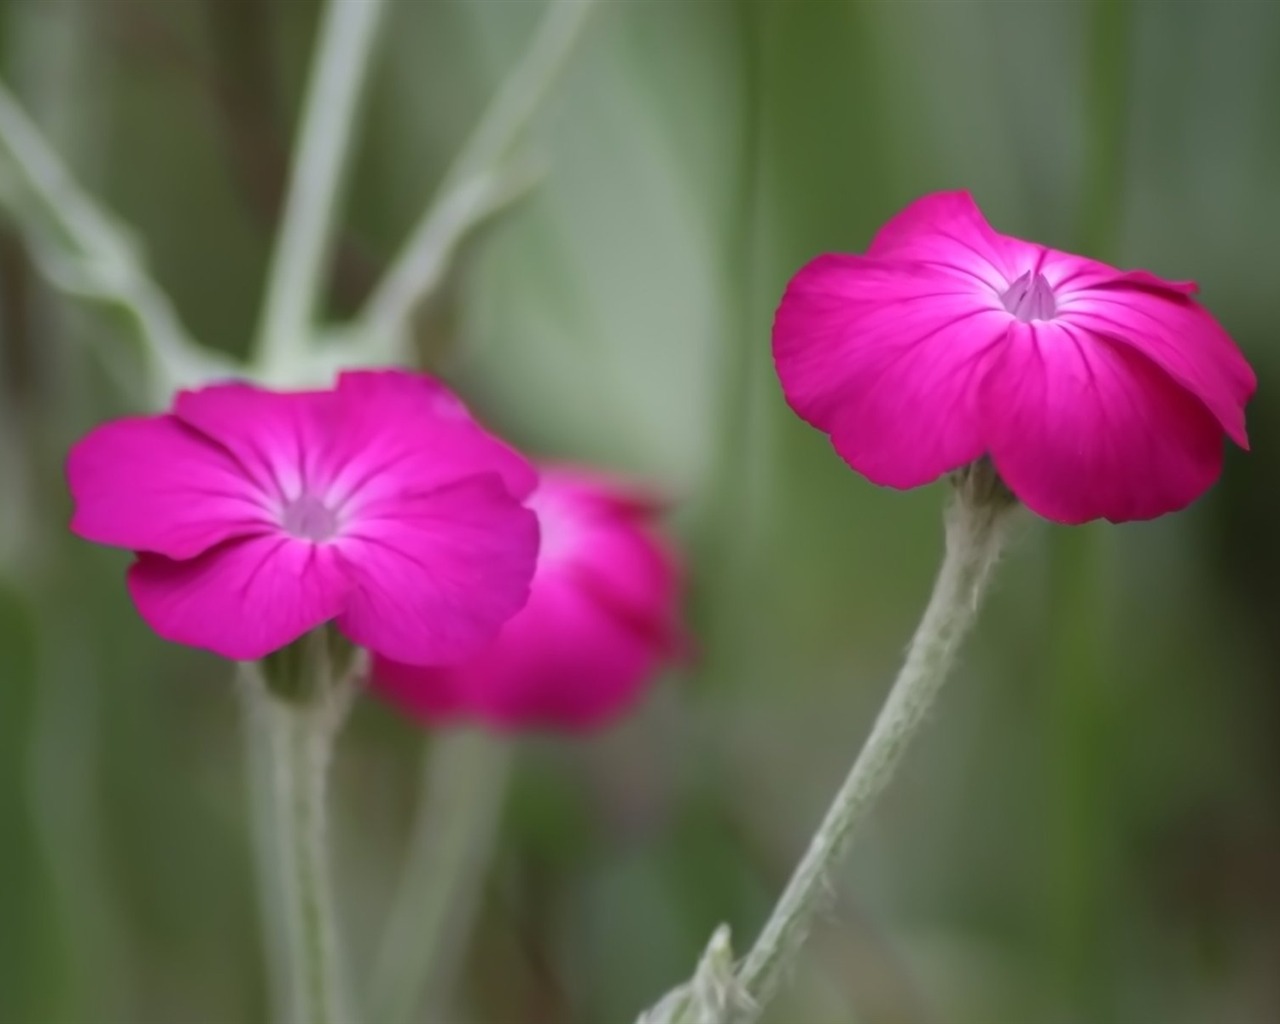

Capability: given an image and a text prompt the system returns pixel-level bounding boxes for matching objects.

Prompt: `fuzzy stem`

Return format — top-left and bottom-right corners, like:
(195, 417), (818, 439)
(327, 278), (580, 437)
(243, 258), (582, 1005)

(242, 650), (356, 1024)
(0, 80), (228, 403)
(357, 0), (598, 351)
(370, 730), (512, 1024)
(255, 0), (385, 377)
(726, 481), (1015, 1021)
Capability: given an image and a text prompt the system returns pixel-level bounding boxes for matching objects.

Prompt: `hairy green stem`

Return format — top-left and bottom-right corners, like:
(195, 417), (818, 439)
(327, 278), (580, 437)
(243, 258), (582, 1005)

(647, 477), (1018, 1024)
(0, 80), (226, 403)
(370, 730), (512, 1024)
(731, 485), (1014, 1018)
(357, 0), (599, 350)
(242, 651), (358, 1024)
(256, 0), (385, 377)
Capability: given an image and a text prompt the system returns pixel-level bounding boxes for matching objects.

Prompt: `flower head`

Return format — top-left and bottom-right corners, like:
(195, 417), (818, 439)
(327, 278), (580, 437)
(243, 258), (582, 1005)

(67, 370), (540, 663)
(372, 466), (684, 732)
(773, 191), (1257, 523)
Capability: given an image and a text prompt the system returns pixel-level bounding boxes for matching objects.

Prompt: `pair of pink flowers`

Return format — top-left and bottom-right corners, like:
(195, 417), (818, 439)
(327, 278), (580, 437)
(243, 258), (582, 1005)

(68, 191), (1257, 728)
(68, 371), (682, 730)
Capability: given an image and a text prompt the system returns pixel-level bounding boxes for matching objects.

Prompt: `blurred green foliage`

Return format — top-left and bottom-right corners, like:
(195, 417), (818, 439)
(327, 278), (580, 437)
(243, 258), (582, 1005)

(2, 1), (1278, 1022)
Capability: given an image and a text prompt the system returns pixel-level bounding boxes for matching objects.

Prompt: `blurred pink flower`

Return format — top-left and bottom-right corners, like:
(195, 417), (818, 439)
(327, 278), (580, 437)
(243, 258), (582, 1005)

(372, 467), (684, 732)
(67, 370), (539, 663)
(773, 191), (1256, 523)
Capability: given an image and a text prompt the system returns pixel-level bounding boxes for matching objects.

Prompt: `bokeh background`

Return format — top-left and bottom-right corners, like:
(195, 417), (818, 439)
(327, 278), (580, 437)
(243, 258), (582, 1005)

(2, 1), (1278, 1022)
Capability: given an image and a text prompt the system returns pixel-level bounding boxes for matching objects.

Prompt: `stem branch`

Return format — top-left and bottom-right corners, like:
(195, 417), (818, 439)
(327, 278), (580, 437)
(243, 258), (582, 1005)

(371, 730), (512, 1024)
(357, 0), (598, 351)
(255, 0), (385, 377)
(647, 477), (1017, 1024)
(0, 80), (226, 403)
(242, 652), (357, 1024)
(734, 487), (1013, 1014)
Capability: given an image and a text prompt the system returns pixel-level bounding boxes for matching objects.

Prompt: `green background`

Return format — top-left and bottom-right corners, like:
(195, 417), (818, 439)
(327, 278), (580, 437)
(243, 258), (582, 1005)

(1, 1), (1277, 1022)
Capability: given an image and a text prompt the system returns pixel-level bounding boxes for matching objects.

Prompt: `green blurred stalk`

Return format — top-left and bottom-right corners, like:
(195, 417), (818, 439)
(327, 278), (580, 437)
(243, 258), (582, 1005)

(1046, 525), (1114, 1015)
(244, 673), (293, 1024)
(0, 81), (223, 403)
(357, 0), (600, 356)
(7, 5), (133, 1022)
(255, 0), (385, 378)
(242, 649), (358, 1024)
(695, 0), (766, 686)
(1045, 0), (1132, 1017)
(370, 730), (512, 1024)
(1075, 0), (1132, 260)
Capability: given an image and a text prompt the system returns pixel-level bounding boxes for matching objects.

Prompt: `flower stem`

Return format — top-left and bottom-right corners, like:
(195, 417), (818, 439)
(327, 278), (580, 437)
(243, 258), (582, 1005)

(255, 0), (385, 378)
(0, 80), (230, 403)
(242, 649), (357, 1024)
(727, 479), (1016, 1020)
(357, 0), (599, 352)
(370, 730), (512, 1024)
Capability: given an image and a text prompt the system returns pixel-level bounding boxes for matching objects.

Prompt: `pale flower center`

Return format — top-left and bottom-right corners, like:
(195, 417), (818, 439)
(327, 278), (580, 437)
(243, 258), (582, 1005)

(1000, 270), (1057, 322)
(280, 493), (341, 542)
(527, 490), (576, 569)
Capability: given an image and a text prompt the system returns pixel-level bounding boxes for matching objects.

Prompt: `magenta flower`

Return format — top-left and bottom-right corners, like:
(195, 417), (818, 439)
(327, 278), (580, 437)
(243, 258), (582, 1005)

(372, 467), (684, 732)
(773, 191), (1256, 523)
(67, 370), (540, 663)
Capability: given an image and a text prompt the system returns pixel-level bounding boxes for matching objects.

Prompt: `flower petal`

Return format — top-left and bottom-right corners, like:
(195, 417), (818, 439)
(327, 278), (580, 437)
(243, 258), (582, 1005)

(68, 415), (270, 559)
(1058, 285), (1255, 446)
(173, 382), (336, 503)
(984, 322), (1225, 524)
(866, 191), (1037, 290)
(1110, 269), (1199, 296)
(328, 371), (537, 508)
(773, 254), (1011, 489)
(532, 464), (671, 522)
(334, 475), (539, 665)
(373, 573), (667, 732)
(127, 536), (350, 659)
(567, 514), (683, 652)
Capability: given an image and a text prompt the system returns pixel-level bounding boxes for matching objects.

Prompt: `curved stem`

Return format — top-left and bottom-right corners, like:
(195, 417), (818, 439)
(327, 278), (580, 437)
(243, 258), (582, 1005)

(0, 80), (228, 403)
(357, 0), (599, 350)
(697, 0), (764, 670)
(242, 655), (356, 1024)
(255, 0), (385, 377)
(370, 730), (512, 1024)
(730, 481), (1016, 1020)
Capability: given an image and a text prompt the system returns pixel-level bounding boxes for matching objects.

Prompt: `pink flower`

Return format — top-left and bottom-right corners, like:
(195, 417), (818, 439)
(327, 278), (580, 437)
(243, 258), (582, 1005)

(773, 191), (1256, 523)
(67, 370), (540, 663)
(372, 467), (684, 732)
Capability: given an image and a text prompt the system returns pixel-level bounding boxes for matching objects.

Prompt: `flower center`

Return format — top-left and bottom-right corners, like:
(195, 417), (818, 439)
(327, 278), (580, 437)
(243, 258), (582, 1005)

(280, 494), (341, 542)
(1000, 270), (1057, 322)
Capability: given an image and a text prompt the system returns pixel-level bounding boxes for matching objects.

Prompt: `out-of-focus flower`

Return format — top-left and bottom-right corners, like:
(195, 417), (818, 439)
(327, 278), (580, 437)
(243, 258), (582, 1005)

(773, 191), (1256, 524)
(67, 370), (539, 663)
(373, 466), (684, 732)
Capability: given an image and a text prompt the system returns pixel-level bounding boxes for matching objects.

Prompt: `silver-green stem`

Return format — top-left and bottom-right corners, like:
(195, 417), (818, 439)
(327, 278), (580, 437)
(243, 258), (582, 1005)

(256, 0), (385, 377)
(0, 80), (229, 402)
(242, 653), (359, 1024)
(730, 482), (1015, 1020)
(357, 0), (599, 351)
(370, 730), (513, 1024)
(645, 475), (1017, 1024)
